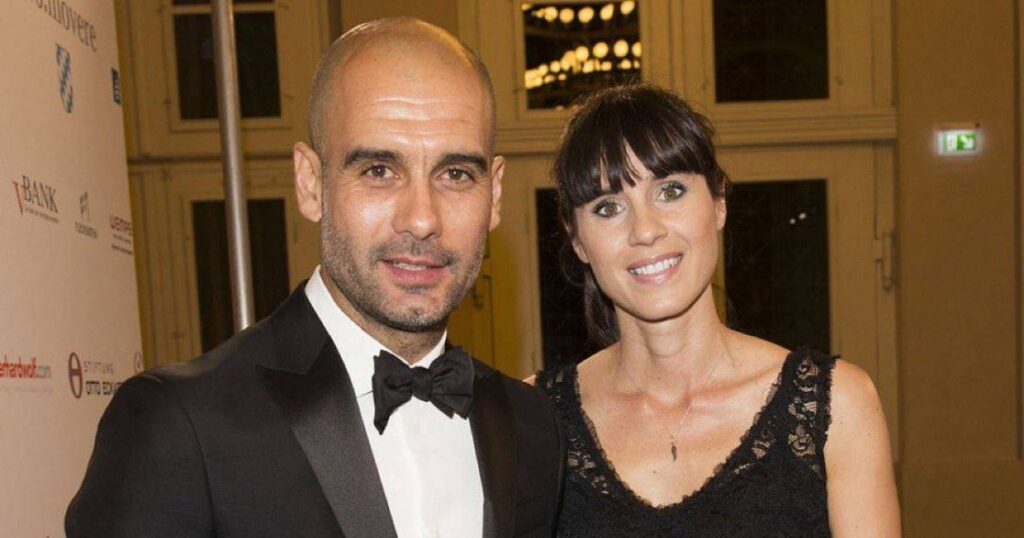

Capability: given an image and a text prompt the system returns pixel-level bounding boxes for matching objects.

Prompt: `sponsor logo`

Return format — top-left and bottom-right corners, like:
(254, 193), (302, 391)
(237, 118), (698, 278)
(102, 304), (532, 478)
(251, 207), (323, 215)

(68, 351), (82, 398)
(68, 351), (121, 399)
(12, 175), (59, 223)
(109, 214), (133, 255)
(33, 1), (100, 52)
(112, 68), (121, 105)
(0, 354), (52, 380)
(75, 191), (98, 239)
(0, 351), (54, 395)
(57, 43), (73, 114)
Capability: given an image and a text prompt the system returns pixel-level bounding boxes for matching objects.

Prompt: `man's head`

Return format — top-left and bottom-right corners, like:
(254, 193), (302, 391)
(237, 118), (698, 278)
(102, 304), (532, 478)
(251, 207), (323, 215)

(293, 18), (503, 341)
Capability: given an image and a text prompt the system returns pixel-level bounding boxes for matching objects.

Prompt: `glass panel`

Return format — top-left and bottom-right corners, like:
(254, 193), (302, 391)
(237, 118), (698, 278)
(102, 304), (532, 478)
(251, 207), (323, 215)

(173, 12), (281, 119)
(522, 1), (641, 110)
(713, 0), (829, 102)
(724, 180), (830, 352)
(192, 199), (290, 352)
(535, 189), (601, 369)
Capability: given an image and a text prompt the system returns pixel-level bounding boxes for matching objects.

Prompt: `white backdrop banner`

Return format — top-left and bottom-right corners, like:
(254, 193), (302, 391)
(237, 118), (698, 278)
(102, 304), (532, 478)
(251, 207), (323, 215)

(0, 1), (142, 535)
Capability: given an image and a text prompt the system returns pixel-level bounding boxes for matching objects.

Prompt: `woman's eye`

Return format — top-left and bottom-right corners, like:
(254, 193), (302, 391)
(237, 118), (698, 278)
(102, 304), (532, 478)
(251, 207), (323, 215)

(659, 181), (686, 201)
(592, 200), (622, 218)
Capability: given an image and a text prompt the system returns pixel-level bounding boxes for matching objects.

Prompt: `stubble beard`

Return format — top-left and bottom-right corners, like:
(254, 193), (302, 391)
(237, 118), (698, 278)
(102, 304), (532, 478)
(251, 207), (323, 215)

(319, 208), (486, 334)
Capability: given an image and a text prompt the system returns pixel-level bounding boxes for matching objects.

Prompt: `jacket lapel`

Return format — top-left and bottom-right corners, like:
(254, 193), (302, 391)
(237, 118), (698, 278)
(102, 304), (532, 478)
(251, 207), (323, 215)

(470, 362), (518, 538)
(257, 287), (397, 538)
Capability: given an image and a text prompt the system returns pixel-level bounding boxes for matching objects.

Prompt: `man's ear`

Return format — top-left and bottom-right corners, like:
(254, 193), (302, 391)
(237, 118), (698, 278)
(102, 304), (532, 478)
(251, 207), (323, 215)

(488, 155), (505, 231)
(294, 142), (324, 223)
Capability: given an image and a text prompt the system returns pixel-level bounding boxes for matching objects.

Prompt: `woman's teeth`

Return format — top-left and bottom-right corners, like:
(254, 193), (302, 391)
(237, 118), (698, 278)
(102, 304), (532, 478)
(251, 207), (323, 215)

(628, 256), (681, 276)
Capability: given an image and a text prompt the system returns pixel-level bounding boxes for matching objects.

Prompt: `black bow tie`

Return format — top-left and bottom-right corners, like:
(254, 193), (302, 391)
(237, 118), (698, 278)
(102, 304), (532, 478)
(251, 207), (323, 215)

(371, 346), (474, 434)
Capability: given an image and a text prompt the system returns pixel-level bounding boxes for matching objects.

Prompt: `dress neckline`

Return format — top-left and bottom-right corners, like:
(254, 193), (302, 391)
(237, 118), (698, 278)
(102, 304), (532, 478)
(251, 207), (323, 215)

(567, 349), (798, 512)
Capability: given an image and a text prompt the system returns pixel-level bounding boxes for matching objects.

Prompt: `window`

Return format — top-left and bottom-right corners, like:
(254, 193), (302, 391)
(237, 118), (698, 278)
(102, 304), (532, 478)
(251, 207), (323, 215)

(192, 198), (290, 351)
(522, 2), (642, 110)
(713, 0), (829, 102)
(724, 180), (830, 352)
(170, 0), (281, 119)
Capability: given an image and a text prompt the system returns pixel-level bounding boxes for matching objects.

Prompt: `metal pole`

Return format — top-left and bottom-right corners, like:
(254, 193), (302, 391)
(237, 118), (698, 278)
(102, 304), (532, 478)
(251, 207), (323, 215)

(211, 0), (255, 331)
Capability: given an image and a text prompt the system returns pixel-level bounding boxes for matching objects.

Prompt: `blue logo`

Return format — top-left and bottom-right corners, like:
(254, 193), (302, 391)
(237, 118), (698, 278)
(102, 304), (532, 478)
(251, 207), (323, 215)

(57, 44), (73, 113)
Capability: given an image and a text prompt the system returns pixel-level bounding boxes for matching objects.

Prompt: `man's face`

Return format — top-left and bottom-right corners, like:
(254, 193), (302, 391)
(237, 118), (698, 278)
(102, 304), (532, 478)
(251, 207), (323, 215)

(295, 51), (503, 333)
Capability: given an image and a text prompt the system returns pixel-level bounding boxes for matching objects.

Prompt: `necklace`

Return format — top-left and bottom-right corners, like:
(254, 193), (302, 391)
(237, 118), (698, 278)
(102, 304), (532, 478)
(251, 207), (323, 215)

(620, 357), (721, 462)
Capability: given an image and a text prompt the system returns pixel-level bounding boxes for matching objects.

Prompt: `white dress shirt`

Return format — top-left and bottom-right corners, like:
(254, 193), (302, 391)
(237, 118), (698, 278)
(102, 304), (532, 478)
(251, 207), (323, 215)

(305, 267), (484, 538)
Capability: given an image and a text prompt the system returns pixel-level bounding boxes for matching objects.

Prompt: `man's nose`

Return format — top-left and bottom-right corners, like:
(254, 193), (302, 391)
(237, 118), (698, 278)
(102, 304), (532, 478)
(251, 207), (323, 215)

(393, 176), (441, 240)
(628, 206), (667, 247)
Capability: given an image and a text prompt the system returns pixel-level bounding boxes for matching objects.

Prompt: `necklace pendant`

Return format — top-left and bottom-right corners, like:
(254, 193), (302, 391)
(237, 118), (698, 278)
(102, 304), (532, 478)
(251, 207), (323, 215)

(671, 442), (678, 462)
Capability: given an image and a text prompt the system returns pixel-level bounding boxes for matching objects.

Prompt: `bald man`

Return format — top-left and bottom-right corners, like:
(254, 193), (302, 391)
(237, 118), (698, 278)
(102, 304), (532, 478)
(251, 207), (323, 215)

(66, 19), (563, 538)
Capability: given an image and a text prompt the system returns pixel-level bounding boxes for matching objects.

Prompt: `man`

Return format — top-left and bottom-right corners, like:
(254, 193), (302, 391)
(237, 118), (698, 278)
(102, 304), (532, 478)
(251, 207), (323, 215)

(66, 18), (562, 537)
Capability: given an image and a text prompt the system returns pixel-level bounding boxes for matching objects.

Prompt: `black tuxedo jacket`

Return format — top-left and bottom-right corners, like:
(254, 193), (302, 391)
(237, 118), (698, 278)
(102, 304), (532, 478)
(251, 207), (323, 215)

(66, 286), (564, 537)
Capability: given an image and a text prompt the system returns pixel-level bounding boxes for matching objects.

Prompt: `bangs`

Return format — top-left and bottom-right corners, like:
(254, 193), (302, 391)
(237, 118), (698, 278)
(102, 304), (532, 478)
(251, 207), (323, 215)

(553, 84), (722, 212)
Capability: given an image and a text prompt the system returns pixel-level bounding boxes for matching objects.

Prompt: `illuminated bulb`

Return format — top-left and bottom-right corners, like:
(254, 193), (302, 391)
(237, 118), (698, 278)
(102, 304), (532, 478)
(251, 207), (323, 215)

(578, 6), (594, 24)
(633, 59), (640, 69)
(543, 74), (555, 83)
(564, 51), (578, 67)
(621, 1), (635, 16)
(593, 41), (609, 59)
(632, 42), (642, 58)
(600, 3), (615, 21)
(613, 39), (629, 58)
(521, 3), (533, 11)
(575, 46), (590, 62)
(537, 64), (548, 76)
(559, 8), (574, 24)
(558, 73), (567, 81)
(549, 61), (561, 73)
(545, 6), (558, 21)
(602, 61), (612, 71)
(619, 59), (632, 70)
(561, 58), (573, 72)
(582, 62), (594, 74)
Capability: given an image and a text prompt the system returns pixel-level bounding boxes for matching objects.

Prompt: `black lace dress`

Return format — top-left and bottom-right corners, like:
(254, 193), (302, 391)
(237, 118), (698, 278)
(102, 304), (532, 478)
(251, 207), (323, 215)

(536, 348), (836, 537)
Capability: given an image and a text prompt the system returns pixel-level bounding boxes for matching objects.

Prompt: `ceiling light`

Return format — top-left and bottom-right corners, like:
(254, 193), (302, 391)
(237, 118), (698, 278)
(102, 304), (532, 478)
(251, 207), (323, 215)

(578, 7), (594, 23)
(613, 39), (629, 58)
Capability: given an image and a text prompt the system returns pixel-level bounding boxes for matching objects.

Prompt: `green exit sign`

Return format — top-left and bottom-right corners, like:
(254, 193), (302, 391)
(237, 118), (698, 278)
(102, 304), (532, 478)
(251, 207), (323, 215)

(937, 128), (980, 156)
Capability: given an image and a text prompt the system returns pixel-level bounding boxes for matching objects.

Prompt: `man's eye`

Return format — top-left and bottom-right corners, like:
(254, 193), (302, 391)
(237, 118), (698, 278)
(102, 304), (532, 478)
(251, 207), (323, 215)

(659, 181), (686, 201)
(364, 165), (391, 179)
(445, 168), (474, 182)
(592, 200), (622, 218)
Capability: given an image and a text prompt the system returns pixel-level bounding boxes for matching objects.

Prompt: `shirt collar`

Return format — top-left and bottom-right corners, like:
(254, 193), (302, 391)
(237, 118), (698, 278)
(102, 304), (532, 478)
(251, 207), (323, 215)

(304, 266), (447, 397)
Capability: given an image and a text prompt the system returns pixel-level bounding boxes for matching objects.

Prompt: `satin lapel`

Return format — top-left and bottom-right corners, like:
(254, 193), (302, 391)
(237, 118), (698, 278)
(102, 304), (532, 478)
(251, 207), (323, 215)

(259, 340), (397, 538)
(470, 368), (517, 538)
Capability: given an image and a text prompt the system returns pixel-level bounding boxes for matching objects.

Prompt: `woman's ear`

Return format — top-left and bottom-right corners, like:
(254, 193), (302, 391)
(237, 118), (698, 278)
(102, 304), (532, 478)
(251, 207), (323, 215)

(715, 195), (727, 231)
(569, 230), (590, 265)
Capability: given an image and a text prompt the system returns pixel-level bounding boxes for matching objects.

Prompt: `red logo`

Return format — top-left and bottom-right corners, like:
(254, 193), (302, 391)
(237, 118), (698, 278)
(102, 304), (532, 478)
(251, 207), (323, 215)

(68, 352), (83, 399)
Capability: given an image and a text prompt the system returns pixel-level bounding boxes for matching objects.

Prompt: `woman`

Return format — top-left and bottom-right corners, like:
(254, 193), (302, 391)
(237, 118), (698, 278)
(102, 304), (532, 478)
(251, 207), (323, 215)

(531, 84), (900, 536)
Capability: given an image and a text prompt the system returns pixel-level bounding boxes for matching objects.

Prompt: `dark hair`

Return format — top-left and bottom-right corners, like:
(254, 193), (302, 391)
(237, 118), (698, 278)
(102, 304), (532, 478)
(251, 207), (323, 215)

(552, 83), (730, 347)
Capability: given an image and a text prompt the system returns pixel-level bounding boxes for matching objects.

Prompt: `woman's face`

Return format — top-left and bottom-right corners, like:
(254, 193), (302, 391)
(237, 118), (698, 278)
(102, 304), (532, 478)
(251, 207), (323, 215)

(571, 157), (726, 325)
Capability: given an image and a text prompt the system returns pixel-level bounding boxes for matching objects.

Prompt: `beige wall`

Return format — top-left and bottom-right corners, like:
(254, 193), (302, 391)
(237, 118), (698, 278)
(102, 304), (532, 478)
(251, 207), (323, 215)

(896, 0), (1024, 534)
(340, 0), (459, 35)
